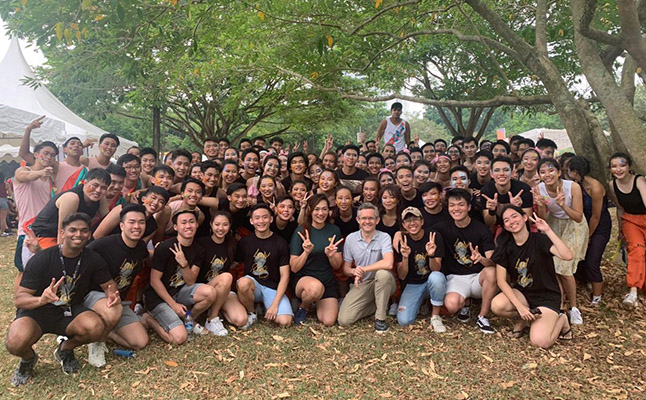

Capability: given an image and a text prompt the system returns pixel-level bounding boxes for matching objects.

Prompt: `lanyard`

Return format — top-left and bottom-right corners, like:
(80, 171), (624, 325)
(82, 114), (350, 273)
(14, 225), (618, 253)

(58, 245), (82, 284)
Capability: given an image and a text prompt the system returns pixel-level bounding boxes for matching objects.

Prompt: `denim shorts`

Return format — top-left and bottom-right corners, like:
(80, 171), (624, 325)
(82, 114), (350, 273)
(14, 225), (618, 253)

(244, 275), (293, 316)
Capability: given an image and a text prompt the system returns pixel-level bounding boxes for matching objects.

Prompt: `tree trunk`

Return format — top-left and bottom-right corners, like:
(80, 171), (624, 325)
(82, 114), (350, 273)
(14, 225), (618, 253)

(572, 0), (646, 174)
(152, 106), (161, 154)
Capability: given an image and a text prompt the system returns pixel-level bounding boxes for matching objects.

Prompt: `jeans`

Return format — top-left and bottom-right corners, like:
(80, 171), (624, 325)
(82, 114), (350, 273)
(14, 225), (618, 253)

(397, 271), (446, 326)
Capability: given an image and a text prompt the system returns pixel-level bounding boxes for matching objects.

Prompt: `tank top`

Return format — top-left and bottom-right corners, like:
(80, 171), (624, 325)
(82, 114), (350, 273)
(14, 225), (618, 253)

(88, 157), (111, 170)
(31, 185), (101, 238)
(13, 176), (52, 235)
(613, 175), (646, 215)
(54, 160), (85, 193)
(538, 180), (574, 220)
(384, 118), (407, 153)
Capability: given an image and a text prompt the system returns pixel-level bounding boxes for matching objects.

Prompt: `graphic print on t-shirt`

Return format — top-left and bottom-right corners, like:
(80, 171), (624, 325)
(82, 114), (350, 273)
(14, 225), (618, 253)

(414, 252), (429, 276)
(169, 267), (185, 288)
(515, 257), (533, 288)
(55, 275), (80, 307)
(252, 249), (270, 279)
(206, 255), (227, 281)
(116, 259), (138, 291)
(453, 239), (473, 266)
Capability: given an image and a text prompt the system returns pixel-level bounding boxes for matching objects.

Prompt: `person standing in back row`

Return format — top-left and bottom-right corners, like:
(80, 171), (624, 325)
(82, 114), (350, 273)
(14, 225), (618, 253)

(376, 102), (411, 153)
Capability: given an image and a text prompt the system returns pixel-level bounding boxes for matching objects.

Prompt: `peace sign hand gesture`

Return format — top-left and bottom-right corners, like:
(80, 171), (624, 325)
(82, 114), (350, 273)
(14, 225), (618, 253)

(425, 232), (437, 257)
(40, 276), (65, 305)
(325, 235), (344, 258)
(300, 192), (312, 210)
(169, 243), (189, 268)
(298, 230), (314, 254)
(399, 235), (411, 258)
(482, 193), (498, 212)
(555, 185), (566, 208)
(469, 242), (483, 265)
(510, 190), (524, 207)
(528, 212), (551, 233)
(532, 186), (549, 208)
(106, 284), (121, 308)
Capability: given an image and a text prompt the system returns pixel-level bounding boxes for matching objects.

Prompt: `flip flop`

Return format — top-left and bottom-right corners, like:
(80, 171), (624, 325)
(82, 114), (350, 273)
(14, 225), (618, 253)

(558, 328), (573, 341)
(507, 324), (529, 339)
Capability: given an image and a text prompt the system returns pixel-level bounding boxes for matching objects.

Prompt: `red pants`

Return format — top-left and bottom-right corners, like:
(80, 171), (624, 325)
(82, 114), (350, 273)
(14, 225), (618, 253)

(622, 213), (646, 291)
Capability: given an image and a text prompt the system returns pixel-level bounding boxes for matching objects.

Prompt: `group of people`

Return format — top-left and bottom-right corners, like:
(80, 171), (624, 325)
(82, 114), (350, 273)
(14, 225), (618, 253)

(4, 103), (646, 387)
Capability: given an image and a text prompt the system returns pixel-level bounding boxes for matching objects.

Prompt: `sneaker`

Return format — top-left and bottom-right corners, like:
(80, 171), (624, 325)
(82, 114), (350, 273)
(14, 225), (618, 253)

(11, 353), (38, 387)
(56, 335), (68, 345)
(569, 307), (583, 325)
(430, 315), (447, 333)
(290, 298), (300, 314)
(1, 232), (12, 237)
(54, 341), (81, 375)
(375, 319), (388, 333)
(87, 342), (108, 368)
(193, 323), (208, 335)
(623, 291), (638, 308)
(134, 303), (144, 315)
(457, 306), (470, 323)
(294, 307), (307, 326)
(388, 303), (398, 316)
(476, 316), (495, 334)
(240, 312), (257, 330)
(205, 317), (228, 336)
(590, 295), (602, 306)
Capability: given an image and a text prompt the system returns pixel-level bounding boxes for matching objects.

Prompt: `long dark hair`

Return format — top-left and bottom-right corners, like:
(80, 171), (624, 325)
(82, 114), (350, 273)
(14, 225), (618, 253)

(494, 205), (531, 257)
(378, 184), (402, 226)
(302, 193), (331, 235)
(210, 210), (236, 265)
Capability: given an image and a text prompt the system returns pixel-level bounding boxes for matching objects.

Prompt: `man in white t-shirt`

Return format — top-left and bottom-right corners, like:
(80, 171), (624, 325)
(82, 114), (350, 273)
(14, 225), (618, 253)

(376, 102), (411, 153)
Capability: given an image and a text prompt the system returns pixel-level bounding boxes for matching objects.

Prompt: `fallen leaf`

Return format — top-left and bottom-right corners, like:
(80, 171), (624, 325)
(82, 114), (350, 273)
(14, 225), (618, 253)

(455, 391), (469, 399)
(379, 392), (392, 398)
(500, 381), (516, 389)
(482, 355), (493, 363)
(276, 393), (290, 399)
(239, 370), (245, 379)
(583, 353), (592, 361)
(164, 361), (178, 367)
(131, 381), (140, 388)
(522, 362), (537, 370)
(272, 335), (285, 342)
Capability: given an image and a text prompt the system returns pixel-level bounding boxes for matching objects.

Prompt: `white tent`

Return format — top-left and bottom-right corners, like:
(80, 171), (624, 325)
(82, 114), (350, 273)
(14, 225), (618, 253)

(516, 128), (574, 154)
(0, 37), (136, 158)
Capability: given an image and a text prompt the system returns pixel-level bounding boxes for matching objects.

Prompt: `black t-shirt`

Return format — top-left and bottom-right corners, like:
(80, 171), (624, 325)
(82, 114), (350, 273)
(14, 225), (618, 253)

(195, 236), (234, 283)
(235, 232), (290, 290)
(20, 246), (112, 311)
(271, 219), (299, 244)
(281, 175), (313, 191)
(337, 168), (368, 194)
(436, 219), (495, 275)
(377, 218), (400, 239)
(143, 237), (205, 310)
(290, 224), (341, 286)
(218, 198), (253, 234)
(87, 235), (149, 300)
(481, 179), (534, 214)
(196, 190), (219, 238)
(421, 207), (451, 231)
(333, 207), (359, 239)
(400, 190), (424, 210)
(491, 232), (560, 299)
(395, 230), (445, 285)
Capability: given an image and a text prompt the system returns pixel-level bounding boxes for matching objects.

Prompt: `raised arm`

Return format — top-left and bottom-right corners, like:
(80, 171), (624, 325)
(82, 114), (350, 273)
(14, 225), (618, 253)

(19, 116), (45, 165)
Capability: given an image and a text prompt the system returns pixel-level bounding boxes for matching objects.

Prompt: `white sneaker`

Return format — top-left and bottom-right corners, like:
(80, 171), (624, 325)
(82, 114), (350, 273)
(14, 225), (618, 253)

(240, 312), (257, 330)
(569, 307), (583, 325)
(134, 303), (144, 315)
(623, 291), (638, 308)
(388, 303), (398, 316)
(193, 323), (208, 335)
(590, 295), (602, 306)
(56, 336), (68, 345)
(205, 317), (228, 336)
(430, 315), (446, 333)
(88, 342), (108, 368)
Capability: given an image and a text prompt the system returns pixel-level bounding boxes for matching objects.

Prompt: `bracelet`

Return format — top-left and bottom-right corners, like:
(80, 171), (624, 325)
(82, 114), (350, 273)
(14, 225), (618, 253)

(488, 209), (496, 216)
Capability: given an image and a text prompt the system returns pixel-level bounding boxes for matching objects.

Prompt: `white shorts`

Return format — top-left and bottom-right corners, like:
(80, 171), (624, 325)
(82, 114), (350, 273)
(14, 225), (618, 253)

(446, 272), (483, 299)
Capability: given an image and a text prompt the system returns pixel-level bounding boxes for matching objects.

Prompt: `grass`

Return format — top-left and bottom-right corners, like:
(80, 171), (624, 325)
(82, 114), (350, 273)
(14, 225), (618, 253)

(0, 228), (644, 399)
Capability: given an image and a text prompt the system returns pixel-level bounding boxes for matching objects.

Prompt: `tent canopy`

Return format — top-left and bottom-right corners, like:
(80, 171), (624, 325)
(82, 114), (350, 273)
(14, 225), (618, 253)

(0, 37), (136, 158)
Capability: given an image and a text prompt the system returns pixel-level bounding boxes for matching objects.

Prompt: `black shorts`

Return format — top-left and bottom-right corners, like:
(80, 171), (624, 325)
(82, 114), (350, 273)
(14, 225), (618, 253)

(291, 276), (339, 300)
(15, 304), (91, 336)
(524, 294), (561, 314)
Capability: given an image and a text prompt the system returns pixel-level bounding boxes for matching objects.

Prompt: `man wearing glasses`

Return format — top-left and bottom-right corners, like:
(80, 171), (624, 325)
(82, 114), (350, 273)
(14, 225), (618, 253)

(338, 203), (395, 333)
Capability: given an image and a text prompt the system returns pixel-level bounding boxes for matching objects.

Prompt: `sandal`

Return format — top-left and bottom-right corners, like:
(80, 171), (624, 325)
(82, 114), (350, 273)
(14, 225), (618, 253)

(558, 328), (573, 341)
(507, 322), (529, 339)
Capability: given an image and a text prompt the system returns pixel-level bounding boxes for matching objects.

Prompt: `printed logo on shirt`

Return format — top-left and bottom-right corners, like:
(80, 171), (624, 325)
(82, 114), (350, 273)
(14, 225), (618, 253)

(414, 252), (429, 276)
(206, 256), (227, 281)
(515, 258), (533, 288)
(453, 239), (473, 266)
(55, 275), (81, 307)
(252, 249), (270, 280)
(116, 259), (138, 290)
(169, 267), (185, 288)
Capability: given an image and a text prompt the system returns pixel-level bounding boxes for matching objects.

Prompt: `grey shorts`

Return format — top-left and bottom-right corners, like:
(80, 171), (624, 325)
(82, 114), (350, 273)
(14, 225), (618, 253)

(446, 272), (483, 300)
(83, 291), (141, 331)
(149, 284), (203, 333)
(0, 198), (8, 210)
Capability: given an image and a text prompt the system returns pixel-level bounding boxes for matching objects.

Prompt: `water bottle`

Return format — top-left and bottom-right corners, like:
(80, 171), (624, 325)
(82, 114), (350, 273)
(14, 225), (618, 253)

(184, 311), (194, 341)
(113, 349), (136, 358)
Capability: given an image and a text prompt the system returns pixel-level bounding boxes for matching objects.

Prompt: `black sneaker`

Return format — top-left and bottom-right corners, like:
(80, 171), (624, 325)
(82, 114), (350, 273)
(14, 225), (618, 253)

(476, 316), (495, 334)
(54, 341), (81, 375)
(457, 306), (470, 323)
(11, 353), (38, 386)
(294, 307), (307, 326)
(375, 319), (388, 333)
